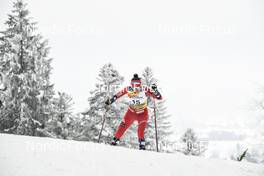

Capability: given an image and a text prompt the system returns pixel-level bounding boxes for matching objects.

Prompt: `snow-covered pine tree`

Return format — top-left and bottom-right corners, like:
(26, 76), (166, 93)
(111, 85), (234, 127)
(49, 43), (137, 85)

(181, 128), (197, 155)
(141, 67), (172, 152)
(180, 128), (205, 156)
(0, 73), (7, 108)
(80, 63), (126, 143)
(0, 0), (54, 135)
(70, 113), (86, 140)
(43, 92), (75, 139)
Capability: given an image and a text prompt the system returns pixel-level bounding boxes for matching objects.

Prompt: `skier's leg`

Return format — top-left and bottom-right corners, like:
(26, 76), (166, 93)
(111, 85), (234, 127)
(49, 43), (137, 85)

(114, 109), (135, 140)
(139, 138), (146, 150)
(137, 109), (148, 150)
(111, 137), (120, 146)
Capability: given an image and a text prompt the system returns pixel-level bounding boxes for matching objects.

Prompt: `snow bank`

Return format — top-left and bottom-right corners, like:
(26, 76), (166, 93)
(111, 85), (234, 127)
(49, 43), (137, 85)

(0, 134), (263, 176)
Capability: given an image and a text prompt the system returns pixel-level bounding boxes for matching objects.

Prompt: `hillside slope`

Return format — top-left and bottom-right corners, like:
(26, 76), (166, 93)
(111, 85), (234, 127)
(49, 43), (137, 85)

(0, 134), (263, 176)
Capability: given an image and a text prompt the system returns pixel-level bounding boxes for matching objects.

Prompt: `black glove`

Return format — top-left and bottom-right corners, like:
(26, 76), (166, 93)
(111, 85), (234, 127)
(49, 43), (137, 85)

(151, 84), (162, 99)
(151, 84), (158, 91)
(105, 95), (117, 105)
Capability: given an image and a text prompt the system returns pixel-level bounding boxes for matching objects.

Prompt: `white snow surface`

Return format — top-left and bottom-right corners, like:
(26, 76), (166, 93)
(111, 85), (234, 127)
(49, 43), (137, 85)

(0, 134), (263, 176)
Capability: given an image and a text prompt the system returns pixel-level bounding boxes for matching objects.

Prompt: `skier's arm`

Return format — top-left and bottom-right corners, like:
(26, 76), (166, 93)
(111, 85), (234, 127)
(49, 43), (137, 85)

(146, 84), (162, 100)
(105, 87), (128, 105)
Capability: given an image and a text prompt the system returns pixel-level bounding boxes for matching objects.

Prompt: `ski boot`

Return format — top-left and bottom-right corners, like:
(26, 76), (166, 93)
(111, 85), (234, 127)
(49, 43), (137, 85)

(111, 137), (120, 146)
(139, 138), (146, 150)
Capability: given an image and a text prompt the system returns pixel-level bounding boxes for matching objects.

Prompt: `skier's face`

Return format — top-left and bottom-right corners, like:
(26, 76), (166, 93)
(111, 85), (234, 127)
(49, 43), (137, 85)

(131, 81), (141, 88)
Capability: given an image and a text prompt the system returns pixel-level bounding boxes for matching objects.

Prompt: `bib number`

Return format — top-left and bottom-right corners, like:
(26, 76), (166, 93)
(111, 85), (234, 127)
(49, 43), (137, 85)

(132, 99), (141, 105)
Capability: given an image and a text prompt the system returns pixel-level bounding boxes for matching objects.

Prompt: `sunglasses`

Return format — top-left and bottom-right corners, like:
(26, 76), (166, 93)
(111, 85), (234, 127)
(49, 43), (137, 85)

(132, 82), (141, 85)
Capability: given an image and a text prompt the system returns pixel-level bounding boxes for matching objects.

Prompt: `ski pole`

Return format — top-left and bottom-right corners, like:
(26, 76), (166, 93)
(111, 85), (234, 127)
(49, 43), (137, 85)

(98, 84), (111, 143)
(98, 106), (109, 143)
(153, 98), (159, 152)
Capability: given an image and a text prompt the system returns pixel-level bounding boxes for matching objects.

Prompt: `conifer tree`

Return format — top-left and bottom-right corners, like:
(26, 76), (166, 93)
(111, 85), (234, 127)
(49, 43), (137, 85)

(0, 0), (54, 135)
(44, 92), (75, 139)
(80, 63), (126, 143)
(142, 67), (172, 152)
(181, 128), (206, 156)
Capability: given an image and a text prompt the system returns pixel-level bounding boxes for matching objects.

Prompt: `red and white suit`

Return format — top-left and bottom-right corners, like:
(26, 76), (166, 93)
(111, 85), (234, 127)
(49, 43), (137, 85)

(113, 86), (162, 140)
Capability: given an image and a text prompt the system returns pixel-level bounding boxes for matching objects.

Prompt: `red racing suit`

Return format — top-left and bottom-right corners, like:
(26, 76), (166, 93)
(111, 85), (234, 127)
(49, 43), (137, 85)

(113, 86), (162, 140)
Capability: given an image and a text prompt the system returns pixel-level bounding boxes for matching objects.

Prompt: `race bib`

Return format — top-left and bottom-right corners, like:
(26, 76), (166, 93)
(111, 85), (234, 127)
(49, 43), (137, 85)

(128, 91), (148, 109)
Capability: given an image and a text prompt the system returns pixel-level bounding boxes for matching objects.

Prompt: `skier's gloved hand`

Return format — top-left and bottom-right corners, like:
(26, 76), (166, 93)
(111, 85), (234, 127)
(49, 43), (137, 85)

(105, 95), (117, 105)
(151, 84), (158, 91)
(151, 84), (162, 100)
(105, 99), (112, 105)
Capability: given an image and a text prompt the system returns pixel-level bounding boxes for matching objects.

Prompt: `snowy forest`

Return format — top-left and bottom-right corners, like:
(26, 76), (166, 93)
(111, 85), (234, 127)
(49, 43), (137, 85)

(0, 0), (264, 167)
(0, 0), (173, 151)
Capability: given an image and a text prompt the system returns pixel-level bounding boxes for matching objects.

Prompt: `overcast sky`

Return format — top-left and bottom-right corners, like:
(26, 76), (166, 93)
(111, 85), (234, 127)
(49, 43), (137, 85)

(1, 0), (264, 132)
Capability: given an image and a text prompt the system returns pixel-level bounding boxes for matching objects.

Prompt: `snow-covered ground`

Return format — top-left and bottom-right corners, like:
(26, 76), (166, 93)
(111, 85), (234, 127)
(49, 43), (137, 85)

(204, 140), (264, 162)
(0, 134), (263, 176)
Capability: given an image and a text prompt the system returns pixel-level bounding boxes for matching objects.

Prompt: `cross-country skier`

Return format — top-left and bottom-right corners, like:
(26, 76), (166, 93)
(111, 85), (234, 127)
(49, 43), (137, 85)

(105, 74), (162, 150)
